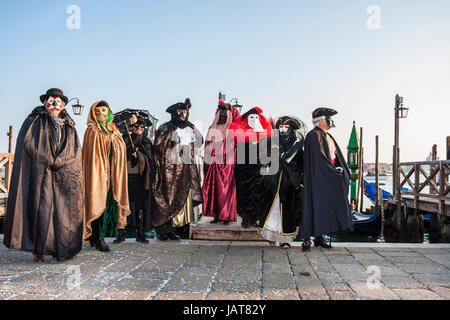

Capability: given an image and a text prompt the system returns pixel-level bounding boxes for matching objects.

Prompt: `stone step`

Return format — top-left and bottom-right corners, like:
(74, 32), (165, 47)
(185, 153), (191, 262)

(190, 215), (265, 241)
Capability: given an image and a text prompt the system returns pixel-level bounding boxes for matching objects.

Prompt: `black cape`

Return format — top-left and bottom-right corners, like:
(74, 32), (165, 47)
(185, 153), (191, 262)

(235, 138), (271, 226)
(123, 133), (155, 232)
(260, 131), (304, 235)
(3, 107), (84, 260)
(300, 127), (353, 239)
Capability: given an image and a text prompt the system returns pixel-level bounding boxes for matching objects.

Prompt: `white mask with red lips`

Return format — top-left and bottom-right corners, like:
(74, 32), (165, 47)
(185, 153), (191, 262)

(45, 96), (65, 112)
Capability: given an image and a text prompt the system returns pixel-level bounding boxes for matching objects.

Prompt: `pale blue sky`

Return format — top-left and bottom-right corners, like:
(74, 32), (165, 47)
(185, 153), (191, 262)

(0, 0), (449, 162)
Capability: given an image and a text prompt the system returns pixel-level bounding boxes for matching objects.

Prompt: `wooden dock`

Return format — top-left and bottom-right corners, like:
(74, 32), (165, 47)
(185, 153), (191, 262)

(0, 153), (13, 218)
(383, 160), (450, 242)
(0, 193), (7, 217)
(190, 215), (265, 241)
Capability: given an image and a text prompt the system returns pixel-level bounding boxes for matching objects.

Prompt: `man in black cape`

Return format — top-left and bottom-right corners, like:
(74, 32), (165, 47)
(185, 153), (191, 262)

(114, 117), (155, 244)
(3, 88), (84, 262)
(259, 116), (304, 248)
(300, 108), (353, 251)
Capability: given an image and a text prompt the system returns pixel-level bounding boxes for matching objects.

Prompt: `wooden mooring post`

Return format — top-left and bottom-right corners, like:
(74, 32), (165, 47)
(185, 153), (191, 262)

(375, 136), (380, 211)
(447, 136), (450, 161)
(7, 126), (13, 154)
(359, 127), (364, 213)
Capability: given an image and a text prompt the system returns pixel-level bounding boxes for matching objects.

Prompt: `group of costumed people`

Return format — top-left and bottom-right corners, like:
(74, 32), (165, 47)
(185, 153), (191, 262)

(3, 87), (353, 262)
(201, 101), (354, 250)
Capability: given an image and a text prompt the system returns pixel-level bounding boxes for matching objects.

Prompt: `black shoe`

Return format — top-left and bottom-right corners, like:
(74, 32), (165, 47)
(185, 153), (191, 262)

(302, 240), (311, 252)
(135, 210), (149, 243)
(314, 236), (332, 249)
(223, 221), (230, 225)
(168, 232), (180, 241)
(95, 239), (111, 252)
(210, 218), (220, 224)
(158, 234), (169, 241)
(136, 230), (149, 244)
(113, 229), (126, 244)
(241, 221), (249, 229)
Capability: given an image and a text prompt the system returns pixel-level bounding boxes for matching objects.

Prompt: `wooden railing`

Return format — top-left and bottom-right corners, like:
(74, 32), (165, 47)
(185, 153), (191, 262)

(0, 153), (14, 193)
(399, 160), (450, 216)
(0, 153), (13, 216)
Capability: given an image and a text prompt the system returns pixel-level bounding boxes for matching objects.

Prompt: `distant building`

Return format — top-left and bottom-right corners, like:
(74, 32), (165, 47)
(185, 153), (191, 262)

(363, 163), (390, 175)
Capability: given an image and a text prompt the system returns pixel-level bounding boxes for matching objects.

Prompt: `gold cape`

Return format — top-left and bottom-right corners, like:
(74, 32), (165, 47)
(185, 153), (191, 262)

(82, 101), (130, 241)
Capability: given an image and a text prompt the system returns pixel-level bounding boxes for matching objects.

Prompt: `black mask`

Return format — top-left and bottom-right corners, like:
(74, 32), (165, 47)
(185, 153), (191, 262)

(170, 109), (189, 129)
(279, 129), (296, 152)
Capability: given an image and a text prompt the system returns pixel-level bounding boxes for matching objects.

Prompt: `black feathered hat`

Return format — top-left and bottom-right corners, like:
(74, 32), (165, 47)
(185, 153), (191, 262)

(40, 88), (68, 104)
(166, 98), (191, 114)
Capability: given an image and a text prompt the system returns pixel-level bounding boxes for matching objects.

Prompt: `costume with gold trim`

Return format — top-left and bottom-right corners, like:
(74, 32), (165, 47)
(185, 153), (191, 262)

(259, 116), (304, 243)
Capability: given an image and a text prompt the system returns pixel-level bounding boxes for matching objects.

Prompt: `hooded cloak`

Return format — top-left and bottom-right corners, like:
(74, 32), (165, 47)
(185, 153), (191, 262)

(82, 101), (130, 241)
(3, 107), (83, 260)
(202, 104), (241, 222)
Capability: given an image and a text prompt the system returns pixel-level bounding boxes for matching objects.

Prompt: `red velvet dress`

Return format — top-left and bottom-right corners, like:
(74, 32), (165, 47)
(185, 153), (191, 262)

(202, 106), (240, 222)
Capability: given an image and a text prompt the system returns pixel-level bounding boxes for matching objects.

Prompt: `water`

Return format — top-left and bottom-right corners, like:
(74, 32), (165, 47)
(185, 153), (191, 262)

(310, 174), (431, 243)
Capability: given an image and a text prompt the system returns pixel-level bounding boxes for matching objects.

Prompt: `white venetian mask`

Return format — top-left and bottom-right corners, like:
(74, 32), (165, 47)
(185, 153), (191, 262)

(45, 96), (64, 111)
(247, 114), (264, 132)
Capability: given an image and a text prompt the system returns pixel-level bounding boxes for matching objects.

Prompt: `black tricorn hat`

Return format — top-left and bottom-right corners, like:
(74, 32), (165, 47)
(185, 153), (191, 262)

(312, 107), (338, 118)
(166, 98), (191, 114)
(276, 116), (300, 130)
(40, 88), (69, 104)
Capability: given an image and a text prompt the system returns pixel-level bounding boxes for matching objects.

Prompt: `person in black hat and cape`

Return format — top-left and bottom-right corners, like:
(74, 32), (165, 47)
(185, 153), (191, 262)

(300, 108), (353, 252)
(114, 117), (155, 244)
(151, 99), (204, 241)
(3, 88), (84, 262)
(259, 116), (305, 249)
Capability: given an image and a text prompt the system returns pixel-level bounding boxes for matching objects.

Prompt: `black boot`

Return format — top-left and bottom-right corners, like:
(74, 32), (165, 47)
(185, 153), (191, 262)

(136, 210), (149, 244)
(113, 229), (126, 244)
(302, 240), (311, 252)
(168, 231), (180, 241)
(157, 233), (169, 241)
(95, 239), (111, 252)
(314, 235), (332, 249)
